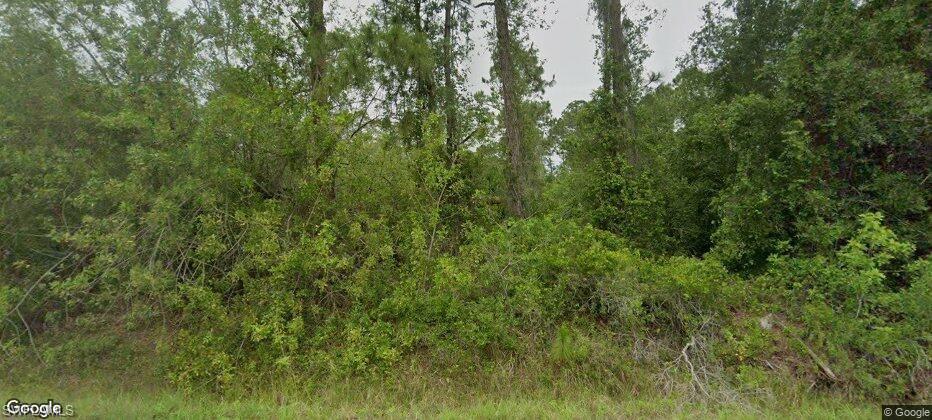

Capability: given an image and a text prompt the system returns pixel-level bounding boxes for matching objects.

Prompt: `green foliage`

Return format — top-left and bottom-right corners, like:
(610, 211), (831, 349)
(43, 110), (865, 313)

(155, 208), (751, 390)
(547, 0), (929, 399)
(550, 324), (591, 365)
(762, 213), (928, 397)
(0, 0), (927, 403)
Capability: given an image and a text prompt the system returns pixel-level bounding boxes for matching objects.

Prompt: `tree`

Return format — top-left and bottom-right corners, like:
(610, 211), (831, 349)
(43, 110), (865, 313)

(305, 0), (327, 102)
(443, 0), (458, 151)
(681, 0), (801, 98)
(590, 0), (657, 166)
(491, 0), (527, 217)
(594, 0), (631, 102)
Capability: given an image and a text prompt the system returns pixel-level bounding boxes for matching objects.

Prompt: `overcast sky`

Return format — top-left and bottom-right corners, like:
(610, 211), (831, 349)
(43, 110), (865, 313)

(334, 0), (709, 114)
(532, 0), (708, 113)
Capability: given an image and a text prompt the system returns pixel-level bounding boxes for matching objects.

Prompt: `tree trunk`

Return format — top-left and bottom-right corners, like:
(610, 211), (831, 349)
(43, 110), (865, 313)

(414, 0), (437, 114)
(606, 0), (627, 100)
(443, 0), (457, 152)
(598, 0), (611, 93)
(494, 0), (526, 217)
(598, 0), (638, 166)
(308, 0), (327, 104)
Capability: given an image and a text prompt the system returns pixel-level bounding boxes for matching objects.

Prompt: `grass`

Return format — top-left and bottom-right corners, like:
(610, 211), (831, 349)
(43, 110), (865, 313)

(0, 345), (877, 419)
(1, 378), (875, 419)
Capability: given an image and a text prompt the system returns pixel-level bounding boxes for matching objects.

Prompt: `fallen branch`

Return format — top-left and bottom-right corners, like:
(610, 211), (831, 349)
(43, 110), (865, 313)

(765, 314), (838, 382)
(680, 336), (711, 398)
(5, 252), (74, 320)
(794, 336), (838, 382)
(16, 308), (43, 365)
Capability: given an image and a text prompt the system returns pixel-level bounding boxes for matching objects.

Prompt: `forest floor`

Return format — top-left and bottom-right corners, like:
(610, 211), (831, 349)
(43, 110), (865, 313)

(2, 379), (876, 419)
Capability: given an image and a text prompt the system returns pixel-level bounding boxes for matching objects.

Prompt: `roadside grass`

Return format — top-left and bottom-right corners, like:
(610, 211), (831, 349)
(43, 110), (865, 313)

(1, 379), (874, 419)
(0, 351), (876, 419)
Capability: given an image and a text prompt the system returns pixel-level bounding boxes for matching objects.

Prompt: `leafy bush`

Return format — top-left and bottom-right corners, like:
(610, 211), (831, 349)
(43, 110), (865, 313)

(761, 213), (929, 397)
(0, 0), (927, 404)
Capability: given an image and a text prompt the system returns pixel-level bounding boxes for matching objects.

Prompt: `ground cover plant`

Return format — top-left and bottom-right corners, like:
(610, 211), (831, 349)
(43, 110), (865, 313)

(1, 0), (928, 416)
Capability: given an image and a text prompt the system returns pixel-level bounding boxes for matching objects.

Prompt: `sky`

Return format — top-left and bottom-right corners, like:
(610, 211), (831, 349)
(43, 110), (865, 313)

(167, 0), (710, 113)
(334, 0), (709, 114)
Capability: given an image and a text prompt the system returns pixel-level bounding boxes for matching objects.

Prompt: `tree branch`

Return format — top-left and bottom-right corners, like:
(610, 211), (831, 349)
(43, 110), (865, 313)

(290, 15), (309, 39)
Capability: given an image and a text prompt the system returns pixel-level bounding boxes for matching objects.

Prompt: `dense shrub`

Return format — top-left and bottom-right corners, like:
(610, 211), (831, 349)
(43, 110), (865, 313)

(160, 212), (747, 390)
(0, 0), (927, 403)
(760, 213), (930, 397)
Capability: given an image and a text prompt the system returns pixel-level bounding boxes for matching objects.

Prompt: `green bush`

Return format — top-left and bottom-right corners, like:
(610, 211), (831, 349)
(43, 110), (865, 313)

(761, 213), (929, 397)
(1, 0), (927, 403)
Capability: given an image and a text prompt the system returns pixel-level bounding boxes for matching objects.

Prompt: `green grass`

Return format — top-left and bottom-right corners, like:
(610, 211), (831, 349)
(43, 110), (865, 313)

(1, 380), (874, 419)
